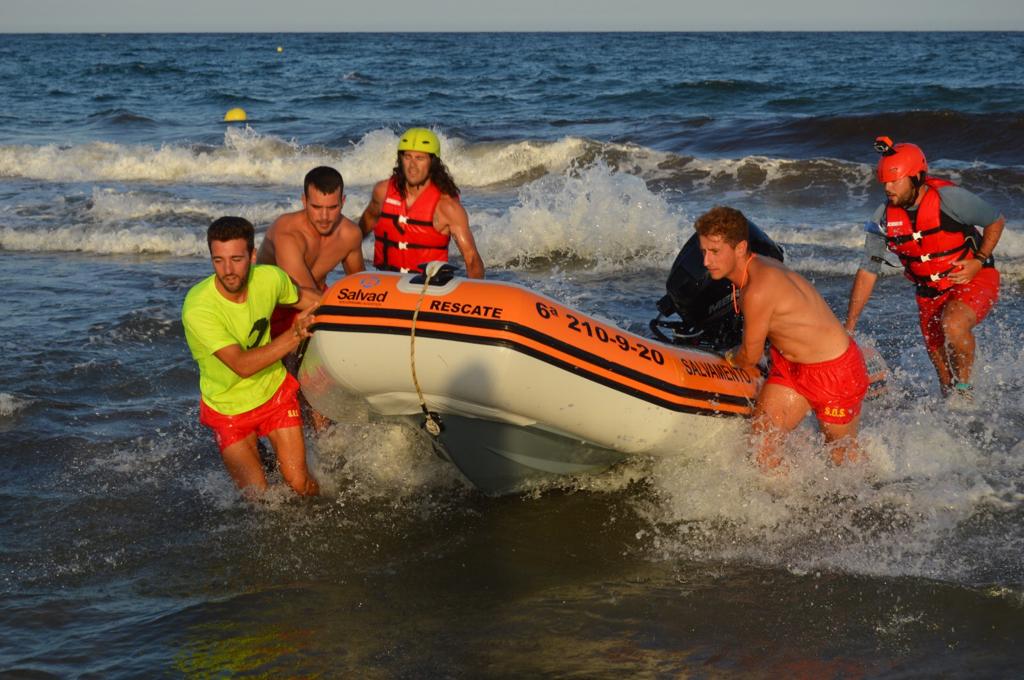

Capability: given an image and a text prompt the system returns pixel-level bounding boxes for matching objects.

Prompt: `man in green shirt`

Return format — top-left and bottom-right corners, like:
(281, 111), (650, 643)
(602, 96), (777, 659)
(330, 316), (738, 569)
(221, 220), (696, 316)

(183, 216), (321, 496)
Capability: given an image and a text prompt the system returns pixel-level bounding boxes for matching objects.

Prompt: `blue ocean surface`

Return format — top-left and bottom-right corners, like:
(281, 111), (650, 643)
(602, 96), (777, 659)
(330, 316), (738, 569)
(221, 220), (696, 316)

(1, 32), (1023, 677)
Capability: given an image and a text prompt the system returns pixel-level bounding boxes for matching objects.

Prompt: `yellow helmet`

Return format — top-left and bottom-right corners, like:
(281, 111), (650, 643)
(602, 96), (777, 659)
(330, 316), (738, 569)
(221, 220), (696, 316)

(397, 127), (440, 157)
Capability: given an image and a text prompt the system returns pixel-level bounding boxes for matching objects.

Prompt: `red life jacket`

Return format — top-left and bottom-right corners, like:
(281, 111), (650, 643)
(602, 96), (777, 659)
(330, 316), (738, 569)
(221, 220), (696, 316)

(373, 178), (450, 273)
(884, 177), (983, 294)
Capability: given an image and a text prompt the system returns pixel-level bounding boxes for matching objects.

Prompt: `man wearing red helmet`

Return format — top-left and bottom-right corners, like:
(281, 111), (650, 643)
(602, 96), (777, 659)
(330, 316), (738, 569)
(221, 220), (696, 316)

(845, 137), (1005, 399)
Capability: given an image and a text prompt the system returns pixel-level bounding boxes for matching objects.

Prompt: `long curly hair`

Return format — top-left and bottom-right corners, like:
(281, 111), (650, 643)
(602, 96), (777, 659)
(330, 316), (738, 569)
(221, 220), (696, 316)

(392, 152), (460, 199)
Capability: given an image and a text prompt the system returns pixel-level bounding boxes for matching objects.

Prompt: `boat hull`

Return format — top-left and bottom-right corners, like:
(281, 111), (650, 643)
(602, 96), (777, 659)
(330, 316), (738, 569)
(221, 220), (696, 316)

(298, 272), (761, 493)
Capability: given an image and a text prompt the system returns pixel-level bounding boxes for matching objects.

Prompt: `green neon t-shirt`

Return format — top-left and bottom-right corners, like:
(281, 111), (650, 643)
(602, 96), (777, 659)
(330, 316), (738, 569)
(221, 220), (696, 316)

(182, 264), (299, 415)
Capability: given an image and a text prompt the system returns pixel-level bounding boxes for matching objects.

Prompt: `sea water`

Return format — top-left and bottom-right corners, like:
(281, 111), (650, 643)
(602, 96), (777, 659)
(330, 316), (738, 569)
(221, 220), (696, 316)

(1, 32), (1023, 677)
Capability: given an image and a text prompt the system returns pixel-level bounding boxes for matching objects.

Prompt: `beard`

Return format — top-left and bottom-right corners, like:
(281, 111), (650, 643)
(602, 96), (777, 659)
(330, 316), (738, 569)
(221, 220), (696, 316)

(405, 172), (429, 189)
(217, 271), (248, 294)
(888, 183), (920, 208)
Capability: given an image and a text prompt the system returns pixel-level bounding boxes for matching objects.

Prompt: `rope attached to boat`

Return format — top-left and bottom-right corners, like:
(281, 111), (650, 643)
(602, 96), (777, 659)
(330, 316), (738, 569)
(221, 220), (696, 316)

(410, 262), (445, 436)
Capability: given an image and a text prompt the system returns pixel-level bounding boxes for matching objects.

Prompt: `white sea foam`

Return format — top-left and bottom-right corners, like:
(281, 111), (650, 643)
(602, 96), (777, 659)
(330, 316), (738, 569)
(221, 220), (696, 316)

(0, 393), (30, 418)
(1, 153), (699, 262)
(445, 136), (590, 186)
(0, 222), (207, 256)
(85, 186), (285, 225)
(312, 419), (466, 500)
(0, 186), (289, 255)
(0, 127), (339, 186)
(0, 127), (818, 195)
(2, 126), (1020, 277)
(651, 154), (878, 200)
(0, 131), (309, 186)
(0, 127), (593, 190)
(635, 325), (1024, 583)
(476, 161), (691, 272)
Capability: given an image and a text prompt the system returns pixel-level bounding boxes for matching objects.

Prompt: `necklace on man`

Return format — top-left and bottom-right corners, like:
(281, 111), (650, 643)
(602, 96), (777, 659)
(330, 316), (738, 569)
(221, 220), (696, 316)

(732, 253), (755, 314)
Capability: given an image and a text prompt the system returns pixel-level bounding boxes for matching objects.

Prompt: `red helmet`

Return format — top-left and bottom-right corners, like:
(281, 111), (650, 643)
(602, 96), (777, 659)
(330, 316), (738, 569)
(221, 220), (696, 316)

(875, 136), (927, 183)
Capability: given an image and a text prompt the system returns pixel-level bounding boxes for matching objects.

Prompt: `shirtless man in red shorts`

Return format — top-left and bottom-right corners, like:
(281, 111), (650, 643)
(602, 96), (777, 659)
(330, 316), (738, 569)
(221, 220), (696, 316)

(256, 167), (364, 430)
(257, 166), (364, 343)
(696, 206), (869, 471)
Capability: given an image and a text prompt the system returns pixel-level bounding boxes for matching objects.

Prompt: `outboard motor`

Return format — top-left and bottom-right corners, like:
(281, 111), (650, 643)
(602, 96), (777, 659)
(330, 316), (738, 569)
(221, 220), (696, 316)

(650, 221), (784, 352)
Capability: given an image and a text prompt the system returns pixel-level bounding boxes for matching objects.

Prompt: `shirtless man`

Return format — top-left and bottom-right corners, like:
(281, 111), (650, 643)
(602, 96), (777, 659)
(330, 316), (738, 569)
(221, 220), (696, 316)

(257, 166), (365, 340)
(359, 128), (484, 279)
(695, 206), (869, 471)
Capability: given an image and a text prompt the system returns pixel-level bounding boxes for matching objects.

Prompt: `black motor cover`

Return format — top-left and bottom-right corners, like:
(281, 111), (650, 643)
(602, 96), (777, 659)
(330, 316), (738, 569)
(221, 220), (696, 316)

(653, 221), (784, 351)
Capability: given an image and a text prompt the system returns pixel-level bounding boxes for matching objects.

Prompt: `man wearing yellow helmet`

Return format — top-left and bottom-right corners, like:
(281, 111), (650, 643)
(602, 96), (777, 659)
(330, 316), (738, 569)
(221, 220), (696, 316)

(845, 137), (1005, 399)
(359, 128), (485, 278)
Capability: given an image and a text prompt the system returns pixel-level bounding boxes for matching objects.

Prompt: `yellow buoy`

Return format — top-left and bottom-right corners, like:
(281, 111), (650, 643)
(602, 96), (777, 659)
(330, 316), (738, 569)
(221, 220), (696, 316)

(223, 107), (247, 123)
(276, 46), (283, 53)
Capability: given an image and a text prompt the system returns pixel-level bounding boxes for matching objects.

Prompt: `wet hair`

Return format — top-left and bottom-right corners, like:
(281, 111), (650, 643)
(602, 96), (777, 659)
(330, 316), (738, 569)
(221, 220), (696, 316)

(304, 166), (344, 196)
(392, 153), (460, 199)
(693, 206), (750, 247)
(207, 216), (255, 253)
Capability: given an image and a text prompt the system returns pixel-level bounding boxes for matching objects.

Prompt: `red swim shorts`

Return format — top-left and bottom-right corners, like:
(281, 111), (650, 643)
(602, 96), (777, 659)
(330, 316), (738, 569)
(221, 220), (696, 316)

(199, 374), (303, 452)
(916, 267), (1000, 354)
(765, 339), (869, 425)
(270, 305), (300, 339)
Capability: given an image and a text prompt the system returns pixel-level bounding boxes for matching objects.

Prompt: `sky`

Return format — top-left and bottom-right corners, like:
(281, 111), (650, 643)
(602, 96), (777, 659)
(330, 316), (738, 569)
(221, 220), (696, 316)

(3, 0), (1023, 32)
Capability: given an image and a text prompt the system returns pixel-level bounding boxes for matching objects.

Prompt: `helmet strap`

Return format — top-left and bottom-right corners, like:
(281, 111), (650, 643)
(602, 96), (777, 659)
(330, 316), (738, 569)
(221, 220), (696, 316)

(908, 174), (926, 205)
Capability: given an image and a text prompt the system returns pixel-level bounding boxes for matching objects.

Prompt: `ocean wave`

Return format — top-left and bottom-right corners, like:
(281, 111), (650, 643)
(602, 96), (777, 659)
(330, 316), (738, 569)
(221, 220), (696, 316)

(1, 127), (1020, 202)
(601, 79), (776, 109)
(475, 161), (690, 272)
(1, 128), (1020, 265)
(638, 333), (1024, 581)
(0, 127), (338, 186)
(0, 223), (207, 257)
(341, 71), (372, 82)
(0, 127), (588, 189)
(302, 93), (360, 104)
(84, 61), (188, 78)
(84, 187), (291, 227)
(644, 154), (876, 202)
(214, 92), (276, 105)
(0, 185), (299, 256)
(85, 108), (159, 128)
(0, 393), (31, 418)
(702, 111), (1024, 165)
(2, 146), (1020, 269)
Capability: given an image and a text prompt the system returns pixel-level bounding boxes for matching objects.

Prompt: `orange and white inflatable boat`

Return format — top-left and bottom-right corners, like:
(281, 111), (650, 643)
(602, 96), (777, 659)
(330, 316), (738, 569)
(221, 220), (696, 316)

(298, 269), (885, 494)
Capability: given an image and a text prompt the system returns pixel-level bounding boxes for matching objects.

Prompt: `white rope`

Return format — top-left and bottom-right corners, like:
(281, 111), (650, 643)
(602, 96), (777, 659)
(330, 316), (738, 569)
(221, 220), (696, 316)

(409, 262), (446, 435)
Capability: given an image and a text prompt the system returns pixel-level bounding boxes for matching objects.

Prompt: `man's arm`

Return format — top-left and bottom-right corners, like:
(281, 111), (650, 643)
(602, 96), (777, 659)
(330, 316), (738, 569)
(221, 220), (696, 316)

(339, 220), (366, 275)
(213, 309), (315, 378)
(949, 216), (1005, 285)
(272, 231), (320, 291)
(844, 228), (886, 332)
(845, 268), (878, 333)
(436, 197), (485, 279)
(938, 185), (1004, 285)
(728, 283), (772, 369)
(293, 284), (321, 310)
(358, 182), (386, 238)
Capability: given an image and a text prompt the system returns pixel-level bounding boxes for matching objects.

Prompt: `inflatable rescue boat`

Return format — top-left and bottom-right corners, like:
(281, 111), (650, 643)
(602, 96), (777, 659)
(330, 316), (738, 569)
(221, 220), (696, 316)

(298, 228), (886, 495)
(298, 269), (769, 493)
